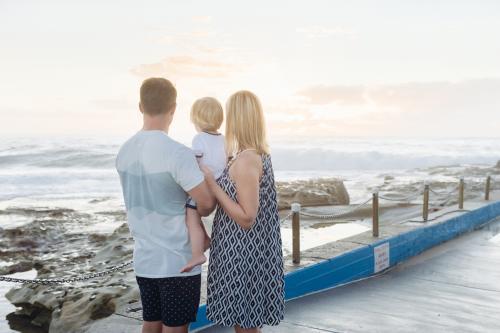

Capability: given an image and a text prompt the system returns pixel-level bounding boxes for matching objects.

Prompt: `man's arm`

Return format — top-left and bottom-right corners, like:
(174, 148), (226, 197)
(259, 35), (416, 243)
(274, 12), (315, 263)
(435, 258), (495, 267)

(188, 180), (216, 217)
(172, 146), (216, 216)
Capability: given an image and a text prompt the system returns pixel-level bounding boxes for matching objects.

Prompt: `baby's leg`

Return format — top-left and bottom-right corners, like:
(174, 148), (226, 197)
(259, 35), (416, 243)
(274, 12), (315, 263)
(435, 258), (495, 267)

(202, 222), (211, 251)
(181, 207), (207, 273)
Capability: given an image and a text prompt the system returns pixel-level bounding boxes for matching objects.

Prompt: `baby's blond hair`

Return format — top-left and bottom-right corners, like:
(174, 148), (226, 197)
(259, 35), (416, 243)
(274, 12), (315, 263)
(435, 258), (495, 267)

(190, 97), (224, 132)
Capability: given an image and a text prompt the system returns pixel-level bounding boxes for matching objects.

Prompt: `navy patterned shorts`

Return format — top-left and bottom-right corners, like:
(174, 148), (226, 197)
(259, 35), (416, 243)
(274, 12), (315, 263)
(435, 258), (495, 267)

(136, 274), (201, 327)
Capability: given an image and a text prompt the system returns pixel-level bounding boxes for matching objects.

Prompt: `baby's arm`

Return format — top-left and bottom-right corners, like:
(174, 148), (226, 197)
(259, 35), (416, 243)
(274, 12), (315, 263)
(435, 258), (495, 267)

(192, 134), (206, 163)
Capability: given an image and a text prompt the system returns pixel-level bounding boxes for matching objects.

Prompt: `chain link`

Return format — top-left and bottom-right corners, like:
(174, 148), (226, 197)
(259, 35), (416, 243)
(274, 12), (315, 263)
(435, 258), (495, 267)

(429, 184), (460, 198)
(378, 190), (423, 202)
(299, 197), (372, 219)
(279, 212), (292, 223)
(429, 194), (457, 208)
(0, 261), (133, 285)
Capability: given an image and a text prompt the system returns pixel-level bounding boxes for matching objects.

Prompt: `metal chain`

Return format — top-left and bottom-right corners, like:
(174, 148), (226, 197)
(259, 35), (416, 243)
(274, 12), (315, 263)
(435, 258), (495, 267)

(429, 197), (454, 209)
(299, 197), (372, 219)
(378, 190), (423, 202)
(429, 184), (460, 198)
(0, 261), (133, 285)
(279, 212), (292, 223)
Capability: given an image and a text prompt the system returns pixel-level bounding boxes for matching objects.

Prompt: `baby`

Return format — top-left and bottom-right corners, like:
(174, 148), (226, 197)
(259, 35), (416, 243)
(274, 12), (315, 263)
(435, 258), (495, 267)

(181, 97), (226, 273)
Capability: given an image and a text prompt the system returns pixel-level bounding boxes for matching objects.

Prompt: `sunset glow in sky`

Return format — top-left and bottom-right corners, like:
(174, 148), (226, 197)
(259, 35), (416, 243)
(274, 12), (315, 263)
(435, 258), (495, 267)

(1, 0), (499, 141)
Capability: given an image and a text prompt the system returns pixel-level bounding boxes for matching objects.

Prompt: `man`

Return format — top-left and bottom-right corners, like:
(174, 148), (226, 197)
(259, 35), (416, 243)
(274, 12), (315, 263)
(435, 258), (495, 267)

(116, 78), (215, 333)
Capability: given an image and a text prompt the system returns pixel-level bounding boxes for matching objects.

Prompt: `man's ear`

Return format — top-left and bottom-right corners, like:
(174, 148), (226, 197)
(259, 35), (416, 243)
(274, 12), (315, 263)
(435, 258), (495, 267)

(139, 102), (144, 114)
(169, 103), (177, 116)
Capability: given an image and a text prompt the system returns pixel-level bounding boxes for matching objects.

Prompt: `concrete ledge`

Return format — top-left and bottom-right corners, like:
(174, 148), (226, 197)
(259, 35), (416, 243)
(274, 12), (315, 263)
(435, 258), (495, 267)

(190, 199), (500, 331)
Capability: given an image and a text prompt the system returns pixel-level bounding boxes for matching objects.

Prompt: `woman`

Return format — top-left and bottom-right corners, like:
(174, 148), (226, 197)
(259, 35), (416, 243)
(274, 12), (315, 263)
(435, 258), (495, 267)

(202, 90), (285, 332)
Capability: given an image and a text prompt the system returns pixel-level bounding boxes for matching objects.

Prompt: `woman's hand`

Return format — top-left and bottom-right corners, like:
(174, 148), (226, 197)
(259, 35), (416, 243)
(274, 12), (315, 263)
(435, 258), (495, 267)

(200, 164), (216, 187)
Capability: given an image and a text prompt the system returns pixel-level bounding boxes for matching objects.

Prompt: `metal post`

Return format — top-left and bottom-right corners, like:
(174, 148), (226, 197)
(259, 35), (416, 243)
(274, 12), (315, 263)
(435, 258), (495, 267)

(423, 183), (430, 222)
(485, 175), (491, 201)
(291, 203), (301, 264)
(458, 177), (464, 209)
(372, 191), (379, 237)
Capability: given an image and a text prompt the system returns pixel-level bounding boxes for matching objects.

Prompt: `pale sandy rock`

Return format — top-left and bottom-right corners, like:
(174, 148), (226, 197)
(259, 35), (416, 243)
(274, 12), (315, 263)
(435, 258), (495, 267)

(276, 178), (349, 210)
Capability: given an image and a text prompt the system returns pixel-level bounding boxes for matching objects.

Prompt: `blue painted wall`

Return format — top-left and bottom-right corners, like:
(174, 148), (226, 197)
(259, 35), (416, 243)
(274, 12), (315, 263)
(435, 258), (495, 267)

(190, 200), (500, 331)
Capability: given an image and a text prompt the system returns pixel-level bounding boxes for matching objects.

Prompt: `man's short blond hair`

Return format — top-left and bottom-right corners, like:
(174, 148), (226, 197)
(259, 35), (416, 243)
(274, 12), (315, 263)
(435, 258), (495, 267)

(190, 97), (224, 132)
(140, 78), (177, 115)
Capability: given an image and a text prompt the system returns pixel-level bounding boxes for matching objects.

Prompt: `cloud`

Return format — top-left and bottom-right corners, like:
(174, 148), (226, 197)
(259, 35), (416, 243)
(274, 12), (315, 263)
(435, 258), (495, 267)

(192, 15), (212, 23)
(296, 79), (500, 113)
(196, 46), (221, 54)
(296, 85), (366, 105)
(296, 26), (356, 39)
(91, 98), (134, 111)
(139, 22), (243, 81)
(288, 78), (500, 136)
(130, 55), (241, 79)
(155, 30), (216, 45)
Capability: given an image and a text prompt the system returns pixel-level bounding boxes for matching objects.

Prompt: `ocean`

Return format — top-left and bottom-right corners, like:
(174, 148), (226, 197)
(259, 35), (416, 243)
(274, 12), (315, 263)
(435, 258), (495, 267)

(1, 135), (499, 215)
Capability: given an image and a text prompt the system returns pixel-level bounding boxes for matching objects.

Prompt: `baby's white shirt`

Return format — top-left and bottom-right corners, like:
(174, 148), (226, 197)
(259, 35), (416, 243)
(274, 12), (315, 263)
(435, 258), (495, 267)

(192, 132), (226, 179)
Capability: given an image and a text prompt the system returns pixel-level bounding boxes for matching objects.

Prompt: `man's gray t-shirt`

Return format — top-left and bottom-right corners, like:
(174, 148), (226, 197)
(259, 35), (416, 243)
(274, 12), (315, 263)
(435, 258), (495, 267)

(116, 130), (204, 277)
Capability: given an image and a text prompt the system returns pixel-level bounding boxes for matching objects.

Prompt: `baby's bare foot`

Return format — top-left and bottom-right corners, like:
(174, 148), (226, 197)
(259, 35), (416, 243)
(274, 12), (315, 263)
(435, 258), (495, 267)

(180, 254), (207, 273)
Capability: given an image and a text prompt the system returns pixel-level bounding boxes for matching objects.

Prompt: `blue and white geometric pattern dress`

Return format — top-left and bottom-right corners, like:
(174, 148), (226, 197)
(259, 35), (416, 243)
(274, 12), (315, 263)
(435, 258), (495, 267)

(206, 154), (285, 329)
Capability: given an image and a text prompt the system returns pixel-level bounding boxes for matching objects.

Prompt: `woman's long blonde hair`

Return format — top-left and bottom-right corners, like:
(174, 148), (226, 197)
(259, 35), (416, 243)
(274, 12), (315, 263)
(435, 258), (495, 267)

(225, 90), (270, 156)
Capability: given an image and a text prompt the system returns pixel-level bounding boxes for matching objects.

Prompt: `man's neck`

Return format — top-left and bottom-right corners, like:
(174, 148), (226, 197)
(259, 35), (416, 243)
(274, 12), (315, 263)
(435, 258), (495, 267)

(142, 114), (171, 133)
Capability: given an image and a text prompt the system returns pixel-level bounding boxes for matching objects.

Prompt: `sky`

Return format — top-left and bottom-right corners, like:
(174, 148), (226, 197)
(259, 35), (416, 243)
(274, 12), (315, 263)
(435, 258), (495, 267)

(1, 0), (499, 141)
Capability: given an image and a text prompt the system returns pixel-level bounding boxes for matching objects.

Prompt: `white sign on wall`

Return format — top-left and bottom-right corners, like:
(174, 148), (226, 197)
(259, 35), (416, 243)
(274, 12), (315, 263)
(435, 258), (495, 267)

(374, 242), (390, 273)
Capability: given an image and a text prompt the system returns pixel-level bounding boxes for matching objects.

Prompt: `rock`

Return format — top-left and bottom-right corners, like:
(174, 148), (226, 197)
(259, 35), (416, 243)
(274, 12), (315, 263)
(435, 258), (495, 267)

(48, 293), (118, 332)
(0, 260), (33, 275)
(496, 160), (500, 168)
(276, 178), (349, 210)
(0, 205), (130, 332)
(88, 234), (107, 243)
(6, 307), (52, 332)
(89, 294), (116, 320)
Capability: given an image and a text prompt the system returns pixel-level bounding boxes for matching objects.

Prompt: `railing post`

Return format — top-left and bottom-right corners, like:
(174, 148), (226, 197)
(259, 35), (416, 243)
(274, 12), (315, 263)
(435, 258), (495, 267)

(291, 203), (301, 264)
(485, 175), (491, 201)
(372, 191), (379, 237)
(458, 177), (464, 209)
(423, 182), (430, 222)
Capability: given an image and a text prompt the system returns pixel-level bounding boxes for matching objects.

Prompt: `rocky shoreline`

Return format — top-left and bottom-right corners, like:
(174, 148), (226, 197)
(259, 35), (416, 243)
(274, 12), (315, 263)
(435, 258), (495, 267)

(0, 177), (351, 332)
(1, 163), (499, 332)
(1, 209), (134, 332)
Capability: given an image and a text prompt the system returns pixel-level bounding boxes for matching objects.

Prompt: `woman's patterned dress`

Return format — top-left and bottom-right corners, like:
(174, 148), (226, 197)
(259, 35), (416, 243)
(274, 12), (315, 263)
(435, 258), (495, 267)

(206, 154), (285, 328)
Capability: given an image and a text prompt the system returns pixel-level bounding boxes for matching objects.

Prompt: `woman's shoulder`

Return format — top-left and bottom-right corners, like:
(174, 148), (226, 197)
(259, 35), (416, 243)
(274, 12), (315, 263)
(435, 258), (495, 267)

(230, 150), (263, 177)
(237, 151), (272, 166)
(235, 149), (262, 164)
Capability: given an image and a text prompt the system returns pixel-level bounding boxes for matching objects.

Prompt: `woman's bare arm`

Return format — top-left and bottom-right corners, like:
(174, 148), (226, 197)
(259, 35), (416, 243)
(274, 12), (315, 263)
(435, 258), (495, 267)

(202, 151), (262, 230)
(187, 180), (216, 216)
